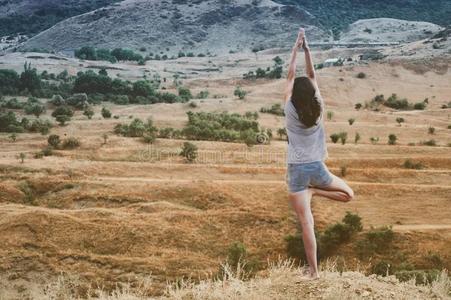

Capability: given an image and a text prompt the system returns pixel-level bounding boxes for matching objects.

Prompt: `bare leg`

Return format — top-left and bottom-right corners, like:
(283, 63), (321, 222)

(289, 189), (319, 279)
(312, 173), (354, 202)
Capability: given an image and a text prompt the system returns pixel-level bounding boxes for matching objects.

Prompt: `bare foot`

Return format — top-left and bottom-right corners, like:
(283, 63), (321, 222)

(295, 273), (320, 283)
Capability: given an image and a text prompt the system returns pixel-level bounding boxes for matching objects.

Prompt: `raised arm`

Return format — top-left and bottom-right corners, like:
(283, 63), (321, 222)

(284, 29), (304, 102)
(302, 36), (316, 81)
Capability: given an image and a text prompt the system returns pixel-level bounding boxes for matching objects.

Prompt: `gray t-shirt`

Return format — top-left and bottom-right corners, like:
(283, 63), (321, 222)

(284, 91), (328, 164)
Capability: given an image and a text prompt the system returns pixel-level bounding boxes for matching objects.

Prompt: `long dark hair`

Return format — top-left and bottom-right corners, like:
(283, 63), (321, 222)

(291, 76), (322, 128)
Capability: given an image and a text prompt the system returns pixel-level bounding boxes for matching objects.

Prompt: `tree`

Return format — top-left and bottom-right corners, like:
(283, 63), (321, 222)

(388, 134), (397, 145)
(0, 69), (20, 94)
(20, 62), (41, 95)
(180, 142), (198, 162)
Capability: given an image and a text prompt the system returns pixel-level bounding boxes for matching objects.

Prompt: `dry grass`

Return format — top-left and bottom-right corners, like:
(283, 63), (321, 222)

(22, 260), (450, 300)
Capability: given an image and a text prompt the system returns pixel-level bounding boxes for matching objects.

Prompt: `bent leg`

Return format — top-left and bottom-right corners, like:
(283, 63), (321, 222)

(314, 173), (354, 202)
(289, 189), (319, 278)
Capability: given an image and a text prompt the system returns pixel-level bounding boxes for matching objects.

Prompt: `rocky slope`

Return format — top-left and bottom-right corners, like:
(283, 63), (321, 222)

(19, 0), (329, 55)
(339, 18), (443, 43)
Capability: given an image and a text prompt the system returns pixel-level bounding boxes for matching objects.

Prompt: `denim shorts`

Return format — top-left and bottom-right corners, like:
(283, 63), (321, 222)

(286, 161), (333, 193)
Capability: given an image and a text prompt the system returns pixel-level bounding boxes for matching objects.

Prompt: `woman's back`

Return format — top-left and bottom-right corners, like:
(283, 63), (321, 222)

(284, 93), (328, 164)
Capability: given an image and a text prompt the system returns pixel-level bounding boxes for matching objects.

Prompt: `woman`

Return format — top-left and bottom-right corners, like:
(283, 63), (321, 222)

(284, 28), (354, 279)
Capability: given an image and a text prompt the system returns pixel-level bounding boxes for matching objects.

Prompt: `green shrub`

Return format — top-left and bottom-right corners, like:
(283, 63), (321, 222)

(27, 119), (52, 134)
(178, 87), (193, 102)
(370, 137), (379, 144)
(357, 72), (366, 79)
(428, 126), (435, 135)
(50, 95), (65, 106)
(421, 139), (436, 146)
(339, 132), (348, 145)
(101, 107), (112, 119)
(403, 159), (424, 169)
(55, 115), (70, 126)
(327, 111), (334, 121)
(330, 133), (340, 143)
(196, 90), (209, 99)
(413, 102), (426, 110)
(354, 132), (361, 144)
(348, 118), (355, 125)
(384, 94), (409, 110)
(48, 134), (61, 148)
(395, 269), (441, 285)
(83, 106), (94, 119)
(234, 86), (247, 100)
(355, 103), (362, 110)
(51, 106), (74, 118)
(66, 93), (88, 109)
(61, 137), (80, 149)
(396, 117), (405, 125)
(260, 103), (284, 116)
(371, 260), (392, 276)
(180, 142), (198, 162)
(388, 134), (397, 145)
(355, 226), (394, 259)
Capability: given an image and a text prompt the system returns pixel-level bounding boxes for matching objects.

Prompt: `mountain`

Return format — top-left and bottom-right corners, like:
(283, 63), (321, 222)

(275, 0), (451, 38)
(19, 0), (329, 54)
(0, 0), (120, 36)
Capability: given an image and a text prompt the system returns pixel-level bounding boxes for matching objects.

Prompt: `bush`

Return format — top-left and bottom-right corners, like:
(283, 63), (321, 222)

(196, 90), (209, 99)
(260, 103), (284, 116)
(101, 107), (112, 119)
(234, 86), (247, 100)
(371, 260), (392, 276)
(27, 119), (52, 134)
(355, 103), (362, 110)
(357, 72), (366, 79)
(395, 269), (441, 285)
(384, 94), (410, 110)
(50, 95), (65, 106)
(370, 137), (379, 144)
(413, 102), (426, 110)
(55, 115), (70, 126)
(178, 86), (193, 101)
(338, 132), (348, 145)
(180, 142), (198, 162)
(354, 132), (361, 144)
(348, 118), (355, 125)
(355, 226), (394, 259)
(327, 111), (334, 121)
(396, 117), (405, 125)
(61, 137), (80, 149)
(66, 93), (88, 109)
(51, 106), (74, 118)
(330, 133), (340, 143)
(420, 139), (436, 146)
(83, 106), (94, 119)
(48, 134), (61, 148)
(428, 126), (435, 134)
(403, 159), (424, 169)
(388, 134), (397, 145)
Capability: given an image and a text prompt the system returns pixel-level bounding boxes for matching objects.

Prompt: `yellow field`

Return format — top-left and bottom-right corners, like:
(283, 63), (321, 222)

(0, 50), (450, 297)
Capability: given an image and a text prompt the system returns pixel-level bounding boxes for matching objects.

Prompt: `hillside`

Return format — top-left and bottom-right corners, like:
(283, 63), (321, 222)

(275, 0), (451, 36)
(19, 0), (329, 54)
(0, 0), (120, 36)
(339, 18), (443, 43)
